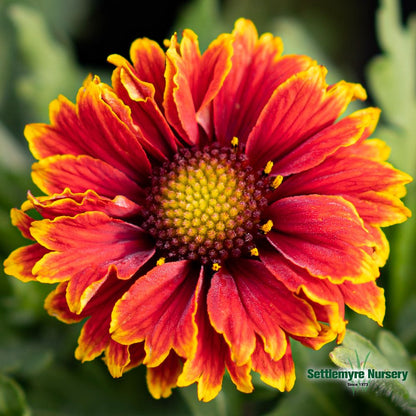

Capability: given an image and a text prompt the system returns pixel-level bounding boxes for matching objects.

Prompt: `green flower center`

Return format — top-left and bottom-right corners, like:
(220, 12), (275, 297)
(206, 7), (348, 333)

(143, 146), (270, 266)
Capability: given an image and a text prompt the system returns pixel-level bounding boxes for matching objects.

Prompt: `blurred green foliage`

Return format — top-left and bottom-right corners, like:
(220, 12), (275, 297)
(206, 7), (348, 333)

(0, 0), (415, 415)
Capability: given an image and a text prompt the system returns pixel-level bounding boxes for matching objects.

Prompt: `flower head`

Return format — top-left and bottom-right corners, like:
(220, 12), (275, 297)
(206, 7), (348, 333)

(4, 19), (411, 401)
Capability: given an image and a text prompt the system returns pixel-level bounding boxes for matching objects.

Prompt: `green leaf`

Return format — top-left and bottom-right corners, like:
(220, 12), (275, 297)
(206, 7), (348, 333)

(0, 122), (31, 174)
(8, 3), (83, 122)
(330, 330), (416, 414)
(366, 0), (416, 174)
(0, 374), (30, 416)
(366, 0), (416, 322)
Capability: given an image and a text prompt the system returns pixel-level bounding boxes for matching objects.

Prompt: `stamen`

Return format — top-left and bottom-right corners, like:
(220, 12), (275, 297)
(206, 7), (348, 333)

(156, 257), (166, 266)
(231, 136), (239, 148)
(212, 263), (221, 271)
(163, 39), (171, 48)
(263, 161), (274, 175)
(272, 175), (283, 189)
(260, 220), (274, 234)
(250, 247), (259, 256)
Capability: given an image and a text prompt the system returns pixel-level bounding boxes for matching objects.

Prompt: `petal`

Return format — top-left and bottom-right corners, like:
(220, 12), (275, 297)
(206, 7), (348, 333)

(207, 267), (257, 365)
(177, 293), (226, 402)
(225, 355), (253, 394)
(272, 108), (380, 176)
(178, 290), (255, 398)
(251, 336), (295, 392)
(340, 280), (385, 325)
(367, 226), (389, 267)
(275, 153), (412, 227)
(214, 19), (315, 145)
(223, 259), (320, 361)
(26, 76), (151, 184)
(44, 282), (81, 323)
(105, 340), (133, 378)
(164, 29), (233, 144)
(129, 37), (166, 107)
(10, 208), (34, 240)
(32, 154), (145, 203)
(110, 261), (203, 367)
(195, 32), (234, 136)
(346, 191), (411, 227)
(146, 351), (183, 399)
(3, 243), (49, 282)
(24, 190), (141, 220)
(246, 66), (366, 171)
(75, 303), (112, 362)
(164, 31), (201, 145)
(292, 323), (340, 349)
(266, 195), (379, 283)
(109, 58), (178, 161)
(336, 138), (391, 161)
(30, 212), (154, 313)
(259, 244), (346, 336)
(120, 343), (146, 374)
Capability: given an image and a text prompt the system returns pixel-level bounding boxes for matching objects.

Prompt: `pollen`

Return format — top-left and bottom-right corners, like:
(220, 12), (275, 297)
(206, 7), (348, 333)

(272, 175), (283, 189)
(250, 247), (259, 256)
(263, 161), (274, 175)
(261, 220), (274, 234)
(142, 145), (271, 266)
(156, 257), (166, 266)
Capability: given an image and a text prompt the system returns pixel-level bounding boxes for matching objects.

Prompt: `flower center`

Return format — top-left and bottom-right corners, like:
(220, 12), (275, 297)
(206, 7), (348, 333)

(143, 145), (270, 266)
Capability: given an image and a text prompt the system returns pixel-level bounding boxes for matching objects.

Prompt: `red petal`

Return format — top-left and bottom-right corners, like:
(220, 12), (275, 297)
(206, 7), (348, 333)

(367, 226), (389, 267)
(164, 31), (201, 145)
(30, 212), (154, 313)
(10, 208), (34, 240)
(129, 37), (166, 107)
(4, 243), (49, 282)
(276, 153), (412, 227)
(121, 343), (146, 374)
(109, 60), (178, 161)
(292, 323), (340, 349)
(146, 351), (183, 399)
(260, 245), (346, 335)
(75, 302), (112, 362)
(177, 293), (226, 402)
(26, 77), (151, 184)
(110, 261), (203, 367)
(44, 282), (81, 323)
(273, 108), (380, 176)
(225, 355), (253, 394)
(24, 190), (141, 220)
(32, 154), (145, 203)
(336, 138), (391, 161)
(267, 195), (379, 283)
(251, 336), (295, 391)
(164, 29), (233, 144)
(195, 32), (233, 136)
(214, 19), (315, 145)
(340, 280), (385, 325)
(224, 259), (320, 360)
(246, 66), (366, 171)
(207, 268), (257, 365)
(105, 340), (132, 378)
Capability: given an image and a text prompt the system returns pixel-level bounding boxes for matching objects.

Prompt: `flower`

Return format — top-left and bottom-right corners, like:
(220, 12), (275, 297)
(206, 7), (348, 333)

(4, 19), (411, 401)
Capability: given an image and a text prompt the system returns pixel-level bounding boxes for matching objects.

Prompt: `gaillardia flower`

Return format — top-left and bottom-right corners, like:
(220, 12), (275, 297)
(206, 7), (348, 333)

(4, 19), (411, 401)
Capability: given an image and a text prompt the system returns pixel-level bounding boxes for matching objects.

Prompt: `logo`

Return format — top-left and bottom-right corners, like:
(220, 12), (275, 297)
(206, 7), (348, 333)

(306, 350), (409, 394)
